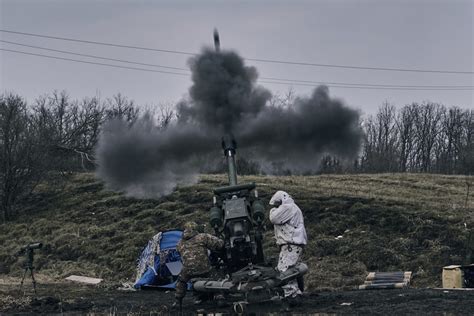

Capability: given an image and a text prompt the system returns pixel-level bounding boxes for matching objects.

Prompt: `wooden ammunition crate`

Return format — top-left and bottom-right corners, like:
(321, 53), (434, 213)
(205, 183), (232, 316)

(359, 271), (412, 290)
(442, 264), (474, 288)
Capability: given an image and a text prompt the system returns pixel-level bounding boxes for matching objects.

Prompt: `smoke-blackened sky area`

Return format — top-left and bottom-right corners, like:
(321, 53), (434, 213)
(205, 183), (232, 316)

(178, 48), (271, 133)
(96, 48), (363, 197)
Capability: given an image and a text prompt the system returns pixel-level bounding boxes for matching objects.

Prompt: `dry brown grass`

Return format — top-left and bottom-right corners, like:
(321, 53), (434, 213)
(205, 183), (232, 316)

(0, 173), (472, 290)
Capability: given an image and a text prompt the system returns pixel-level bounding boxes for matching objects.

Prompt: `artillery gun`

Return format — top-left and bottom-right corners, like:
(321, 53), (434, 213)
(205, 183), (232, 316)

(192, 135), (307, 310)
(190, 31), (307, 311)
(209, 135), (265, 271)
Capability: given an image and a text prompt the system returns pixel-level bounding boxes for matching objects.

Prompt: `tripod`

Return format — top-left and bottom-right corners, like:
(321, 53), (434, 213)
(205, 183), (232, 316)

(20, 248), (38, 295)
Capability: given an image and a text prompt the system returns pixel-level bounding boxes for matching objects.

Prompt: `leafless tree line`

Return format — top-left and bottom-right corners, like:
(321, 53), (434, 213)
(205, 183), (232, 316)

(0, 91), (472, 221)
(360, 102), (473, 174)
(0, 91), (174, 221)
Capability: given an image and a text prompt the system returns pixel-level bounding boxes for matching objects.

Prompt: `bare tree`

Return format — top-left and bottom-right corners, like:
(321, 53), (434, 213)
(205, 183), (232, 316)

(361, 115), (377, 172)
(361, 102), (398, 172)
(436, 107), (465, 173)
(460, 109), (474, 174)
(155, 102), (176, 129)
(0, 94), (46, 222)
(268, 87), (296, 108)
(104, 93), (139, 123)
(377, 102), (398, 171)
(396, 103), (417, 172)
(412, 102), (444, 172)
(32, 91), (104, 171)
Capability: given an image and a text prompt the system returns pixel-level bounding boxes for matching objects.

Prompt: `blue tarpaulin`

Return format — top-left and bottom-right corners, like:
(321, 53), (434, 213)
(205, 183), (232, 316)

(134, 230), (184, 289)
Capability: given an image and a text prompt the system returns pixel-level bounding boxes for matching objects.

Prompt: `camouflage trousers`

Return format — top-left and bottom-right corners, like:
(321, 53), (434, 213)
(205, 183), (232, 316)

(277, 244), (304, 298)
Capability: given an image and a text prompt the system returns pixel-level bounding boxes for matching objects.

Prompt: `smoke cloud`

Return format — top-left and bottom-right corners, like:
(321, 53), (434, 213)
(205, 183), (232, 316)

(96, 48), (363, 197)
(238, 85), (363, 172)
(178, 49), (271, 132)
(96, 116), (215, 197)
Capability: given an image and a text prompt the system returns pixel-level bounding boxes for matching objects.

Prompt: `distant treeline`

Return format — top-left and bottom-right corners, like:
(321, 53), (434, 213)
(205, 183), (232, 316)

(340, 102), (472, 175)
(0, 91), (472, 221)
(235, 101), (473, 176)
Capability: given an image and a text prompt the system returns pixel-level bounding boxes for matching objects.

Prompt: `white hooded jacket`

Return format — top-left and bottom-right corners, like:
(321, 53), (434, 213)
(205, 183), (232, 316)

(269, 191), (307, 246)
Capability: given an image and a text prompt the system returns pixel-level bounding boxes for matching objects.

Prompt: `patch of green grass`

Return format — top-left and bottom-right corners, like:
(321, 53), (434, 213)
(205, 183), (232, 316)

(0, 173), (472, 290)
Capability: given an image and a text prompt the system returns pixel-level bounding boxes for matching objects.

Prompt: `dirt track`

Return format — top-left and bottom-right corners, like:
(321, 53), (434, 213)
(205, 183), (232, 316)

(1, 281), (474, 315)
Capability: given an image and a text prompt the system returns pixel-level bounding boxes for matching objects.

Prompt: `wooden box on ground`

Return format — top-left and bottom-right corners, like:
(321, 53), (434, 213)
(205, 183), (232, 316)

(442, 264), (474, 288)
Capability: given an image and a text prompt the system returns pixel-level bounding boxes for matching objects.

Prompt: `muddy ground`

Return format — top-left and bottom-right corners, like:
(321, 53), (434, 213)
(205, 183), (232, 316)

(1, 281), (474, 315)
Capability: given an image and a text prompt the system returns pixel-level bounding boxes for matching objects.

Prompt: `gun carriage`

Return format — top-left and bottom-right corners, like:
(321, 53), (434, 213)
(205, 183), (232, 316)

(192, 135), (307, 310)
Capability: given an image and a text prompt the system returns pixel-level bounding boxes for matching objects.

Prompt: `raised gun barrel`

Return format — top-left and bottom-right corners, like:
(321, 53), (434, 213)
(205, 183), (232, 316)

(210, 135), (265, 272)
(221, 134), (237, 186)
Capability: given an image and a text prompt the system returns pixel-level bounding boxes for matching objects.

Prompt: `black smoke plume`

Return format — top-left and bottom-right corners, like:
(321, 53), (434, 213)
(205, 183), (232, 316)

(238, 85), (363, 172)
(178, 49), (271, 132)
(96, 48), (363, 197)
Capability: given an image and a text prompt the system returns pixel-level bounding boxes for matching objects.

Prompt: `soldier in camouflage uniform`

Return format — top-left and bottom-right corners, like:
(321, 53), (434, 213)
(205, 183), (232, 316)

(175, 221), (224, 306)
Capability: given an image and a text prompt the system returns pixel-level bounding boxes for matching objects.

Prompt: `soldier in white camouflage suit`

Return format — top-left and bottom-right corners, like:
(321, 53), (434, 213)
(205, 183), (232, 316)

(174, 221), (224, 307)
(269, 190), (307, 303)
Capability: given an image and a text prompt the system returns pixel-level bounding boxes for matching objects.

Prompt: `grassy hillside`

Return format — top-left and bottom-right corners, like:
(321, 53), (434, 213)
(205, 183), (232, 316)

(0, 173), (473, 290)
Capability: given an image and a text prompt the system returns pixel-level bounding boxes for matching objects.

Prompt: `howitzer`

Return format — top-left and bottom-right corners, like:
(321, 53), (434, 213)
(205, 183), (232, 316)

(209, 135), (266, 272)
(191, 135), (307, 310)
(189, 32), (307, 310)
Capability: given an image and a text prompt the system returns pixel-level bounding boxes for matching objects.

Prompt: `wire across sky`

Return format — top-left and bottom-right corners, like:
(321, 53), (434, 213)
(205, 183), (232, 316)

(1, 29), (473, 91)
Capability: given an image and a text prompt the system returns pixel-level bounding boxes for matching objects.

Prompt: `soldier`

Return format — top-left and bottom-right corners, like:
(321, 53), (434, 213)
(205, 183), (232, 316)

(269, 190), (307, 305)
(174, 221), (224, 308)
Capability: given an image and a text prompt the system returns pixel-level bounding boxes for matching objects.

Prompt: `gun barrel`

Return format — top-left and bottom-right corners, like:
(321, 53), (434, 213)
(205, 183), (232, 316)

(226, 152), (237, 186)
(221, 135), (238, 186)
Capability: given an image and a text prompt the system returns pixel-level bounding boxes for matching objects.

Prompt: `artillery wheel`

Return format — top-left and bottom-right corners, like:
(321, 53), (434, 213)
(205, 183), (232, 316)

(233, 301), (248, 314)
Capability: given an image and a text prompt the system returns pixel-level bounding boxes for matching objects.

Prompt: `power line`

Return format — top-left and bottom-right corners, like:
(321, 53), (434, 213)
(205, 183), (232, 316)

(250, 58), (474, 75)
(0, 48), (190, 76)
(0, 40), (474, 89)
(260, 80), (473, 90)
(2, 40), (473, 89)
(0, 29), (195, 56)
(259, 76), (474, 89)
(1, 29), (473, 75)
(0, 39), (189, 71)
(2, 48), (473, 91)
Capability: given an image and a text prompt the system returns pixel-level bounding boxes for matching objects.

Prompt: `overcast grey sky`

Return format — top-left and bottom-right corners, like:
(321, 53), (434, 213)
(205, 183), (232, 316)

(1, 0), (473, 115)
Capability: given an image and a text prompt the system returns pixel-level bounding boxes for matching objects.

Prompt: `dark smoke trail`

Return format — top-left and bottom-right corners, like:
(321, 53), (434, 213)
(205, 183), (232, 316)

(96, 47), (363, 197)
(237, 85), (363, 172)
